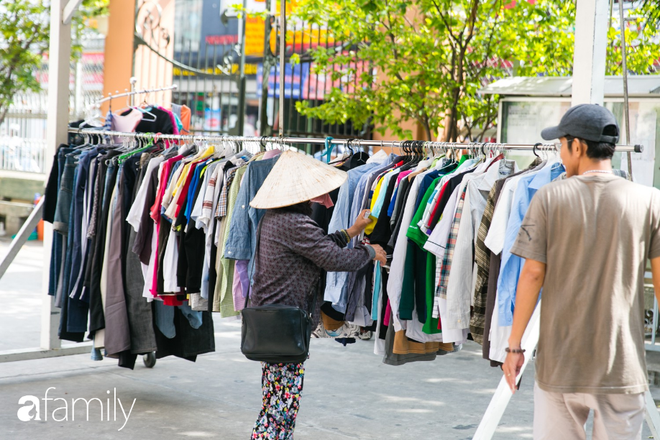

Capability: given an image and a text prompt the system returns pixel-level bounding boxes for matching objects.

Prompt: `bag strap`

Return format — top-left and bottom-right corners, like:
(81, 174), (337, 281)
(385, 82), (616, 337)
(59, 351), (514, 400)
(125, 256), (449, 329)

(246, 213), (319, 316)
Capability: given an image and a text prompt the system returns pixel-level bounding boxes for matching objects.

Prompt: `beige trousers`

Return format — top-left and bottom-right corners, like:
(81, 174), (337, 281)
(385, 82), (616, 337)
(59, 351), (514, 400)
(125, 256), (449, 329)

(533, 382), (645, 440)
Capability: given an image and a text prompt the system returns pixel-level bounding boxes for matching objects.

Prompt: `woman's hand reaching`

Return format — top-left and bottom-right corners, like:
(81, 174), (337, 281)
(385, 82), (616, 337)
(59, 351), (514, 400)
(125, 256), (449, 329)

(347, 209), (373, 238)
(369, 244), (387, 265)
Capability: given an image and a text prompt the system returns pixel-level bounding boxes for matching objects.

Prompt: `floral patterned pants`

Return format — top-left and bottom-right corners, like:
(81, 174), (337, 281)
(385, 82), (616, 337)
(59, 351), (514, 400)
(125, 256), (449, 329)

(252, 362), (305, 440)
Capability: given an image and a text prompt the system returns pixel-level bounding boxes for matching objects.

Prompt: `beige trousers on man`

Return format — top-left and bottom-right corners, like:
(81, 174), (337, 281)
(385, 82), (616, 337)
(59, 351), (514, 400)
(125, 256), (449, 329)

(533, 383), (645, 440)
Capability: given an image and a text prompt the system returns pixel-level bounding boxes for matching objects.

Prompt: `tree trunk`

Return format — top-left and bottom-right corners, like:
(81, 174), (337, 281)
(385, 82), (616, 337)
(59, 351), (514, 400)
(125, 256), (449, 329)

(0, 107), (8, 130)
(443, 93), (460, 142)
(423, 119), (433, 141)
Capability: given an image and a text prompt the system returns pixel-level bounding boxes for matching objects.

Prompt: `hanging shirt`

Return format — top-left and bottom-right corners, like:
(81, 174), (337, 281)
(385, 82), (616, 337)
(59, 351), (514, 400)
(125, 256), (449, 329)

(484, 160), (546, 256)
(111, 108), (143, 133)
(343, 157), (397, 320)
(132, 106), (176, 135)
(497, 161), (564, 326)
(371, 167), (402, 219)
(364, 172), (389, 235)
(190, 161), (218, 229)
(422, 157), (474, 233)
(324, 162), (383, 307)
(216, 166), (248, 316)
(442, 159), (517, 332)
(165, 146), (215, 220)
(387, 168), (436, 333)
(224, 155), (280, 271)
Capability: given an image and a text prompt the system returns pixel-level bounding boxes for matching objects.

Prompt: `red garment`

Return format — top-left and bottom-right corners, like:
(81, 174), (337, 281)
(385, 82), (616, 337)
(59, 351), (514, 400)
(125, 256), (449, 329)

(384, 300), (392, 327)
(172, 161), (201, 220)
(149, 154), (184, 297)
(396, 170), (413, 184)
(424, 180), (450, 231)
(162, 295), (184, 306)
(151, 155), (184, 222)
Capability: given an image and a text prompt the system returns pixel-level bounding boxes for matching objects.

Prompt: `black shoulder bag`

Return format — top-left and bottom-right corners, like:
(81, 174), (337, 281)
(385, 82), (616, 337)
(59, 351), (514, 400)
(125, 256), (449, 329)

(240, 218), (316, 364)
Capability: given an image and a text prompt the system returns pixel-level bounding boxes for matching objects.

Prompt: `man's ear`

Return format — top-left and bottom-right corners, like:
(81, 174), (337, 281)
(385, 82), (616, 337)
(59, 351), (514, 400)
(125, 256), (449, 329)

(572, 138), (584, 157)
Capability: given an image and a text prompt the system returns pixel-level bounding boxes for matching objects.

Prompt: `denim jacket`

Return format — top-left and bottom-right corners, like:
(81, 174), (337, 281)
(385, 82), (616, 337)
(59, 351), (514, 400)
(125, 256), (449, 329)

(223, 156), (279, 279)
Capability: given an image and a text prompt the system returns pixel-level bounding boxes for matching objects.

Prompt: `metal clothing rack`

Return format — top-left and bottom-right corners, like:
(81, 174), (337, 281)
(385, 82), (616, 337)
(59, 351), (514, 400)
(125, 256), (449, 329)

(95, 78), (178, 107)
(64, 127), (649, 438)
(66, 129), (644, 154)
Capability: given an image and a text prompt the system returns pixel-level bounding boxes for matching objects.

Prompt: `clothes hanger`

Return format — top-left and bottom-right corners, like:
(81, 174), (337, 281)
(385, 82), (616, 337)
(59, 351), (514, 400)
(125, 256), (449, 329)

(322, 136), (334, 163)
(81, 103), (105, 128)
(117, 134), (155, 162)
(137, 91), (159, 122)
(73, 129), (103, 150)
(114, 90), (158, 122)
(403, 140), (412, 163)
(406, 141), (414, 162)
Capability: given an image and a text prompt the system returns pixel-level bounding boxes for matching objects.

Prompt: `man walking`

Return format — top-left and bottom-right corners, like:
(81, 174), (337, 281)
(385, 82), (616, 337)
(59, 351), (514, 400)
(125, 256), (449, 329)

(502, 104), (660, 439)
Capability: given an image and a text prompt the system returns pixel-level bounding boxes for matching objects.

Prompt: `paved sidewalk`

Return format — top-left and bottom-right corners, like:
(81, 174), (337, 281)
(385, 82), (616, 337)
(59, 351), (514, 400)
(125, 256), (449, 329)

(0, 322), (536, 440)
(0, 240), (656, 439)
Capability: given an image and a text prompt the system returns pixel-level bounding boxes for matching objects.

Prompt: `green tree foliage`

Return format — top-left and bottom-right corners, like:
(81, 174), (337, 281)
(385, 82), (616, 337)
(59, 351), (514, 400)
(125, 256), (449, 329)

(293, 0), (660, 141)
(0, 0), (108, 127)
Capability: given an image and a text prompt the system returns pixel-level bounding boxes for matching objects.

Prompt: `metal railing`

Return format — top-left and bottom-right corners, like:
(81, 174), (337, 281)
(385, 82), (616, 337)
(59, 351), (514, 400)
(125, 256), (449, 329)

(0, 136), (47, 174)
(269, 17), (373, 140)
(133, 0), (374, 147)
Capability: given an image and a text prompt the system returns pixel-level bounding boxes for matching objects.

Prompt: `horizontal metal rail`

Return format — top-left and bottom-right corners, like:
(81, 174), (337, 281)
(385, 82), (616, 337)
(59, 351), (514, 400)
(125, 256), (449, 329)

(66, 129), (644, 152)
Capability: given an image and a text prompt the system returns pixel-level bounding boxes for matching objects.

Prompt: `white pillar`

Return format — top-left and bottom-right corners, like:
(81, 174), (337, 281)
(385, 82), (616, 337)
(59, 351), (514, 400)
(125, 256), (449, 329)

(42, 0), (73, 350)
(571, 0), (610, 106)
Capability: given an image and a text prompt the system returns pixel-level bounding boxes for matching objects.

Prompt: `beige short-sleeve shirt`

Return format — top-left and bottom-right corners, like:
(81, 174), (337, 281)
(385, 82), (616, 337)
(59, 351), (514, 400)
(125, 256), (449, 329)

(511, 174), (660, 394)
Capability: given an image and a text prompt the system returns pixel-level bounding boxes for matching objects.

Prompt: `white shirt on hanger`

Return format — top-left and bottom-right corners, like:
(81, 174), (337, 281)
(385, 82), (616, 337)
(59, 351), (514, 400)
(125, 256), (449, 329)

(201, 161), (230, 299)
(192, 161), (222, 231)
(484, 173), (527, 255)
(161, 164), (185, 213)
(198, 161), (223, 231)
(143, 161), (166, 300)
(432, 174), (480, 344)
(127, 156), (165, 232)
(444, 160), (518, 334)
(484, 160), (546, 255)
(162, 227), (180, 292)
(387, 166), (442, 343)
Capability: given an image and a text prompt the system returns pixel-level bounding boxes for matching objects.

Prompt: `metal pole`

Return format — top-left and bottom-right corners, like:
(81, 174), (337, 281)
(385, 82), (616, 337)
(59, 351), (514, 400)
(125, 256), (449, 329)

(259, 0), (274, 140)
(0, 199), (45, 281)
(64, 129), (645, 152)
(279, 0), (285, 137)
(130, 77), (137, 107)
(619, 1), (634, 178)
(571, 0), (609, 106)
(74, 60), (83, 119)
(237, 0), (248, 135)
(43, 0), (73, 352)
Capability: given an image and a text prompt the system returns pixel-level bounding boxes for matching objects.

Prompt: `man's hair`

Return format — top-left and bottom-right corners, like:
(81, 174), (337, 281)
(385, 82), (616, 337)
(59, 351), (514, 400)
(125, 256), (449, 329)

(567, 124), (618, 160)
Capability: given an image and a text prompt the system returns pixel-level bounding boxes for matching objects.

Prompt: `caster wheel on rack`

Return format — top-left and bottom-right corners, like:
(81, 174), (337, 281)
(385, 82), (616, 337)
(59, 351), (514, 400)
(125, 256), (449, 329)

(143, 352), (157, 368)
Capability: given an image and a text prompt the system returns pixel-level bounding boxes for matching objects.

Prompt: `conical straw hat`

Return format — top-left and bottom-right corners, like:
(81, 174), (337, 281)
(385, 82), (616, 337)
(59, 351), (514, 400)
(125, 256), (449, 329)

(250, 150), (347, 209)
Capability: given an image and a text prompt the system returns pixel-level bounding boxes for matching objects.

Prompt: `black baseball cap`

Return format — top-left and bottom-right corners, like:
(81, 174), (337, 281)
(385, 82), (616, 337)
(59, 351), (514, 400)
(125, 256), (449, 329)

(541, 104), (620, 144)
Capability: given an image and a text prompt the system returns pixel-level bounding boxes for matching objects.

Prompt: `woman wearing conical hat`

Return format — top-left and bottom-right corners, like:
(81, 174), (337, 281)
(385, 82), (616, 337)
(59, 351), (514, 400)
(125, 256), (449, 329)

(249, 150), (386, 439)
